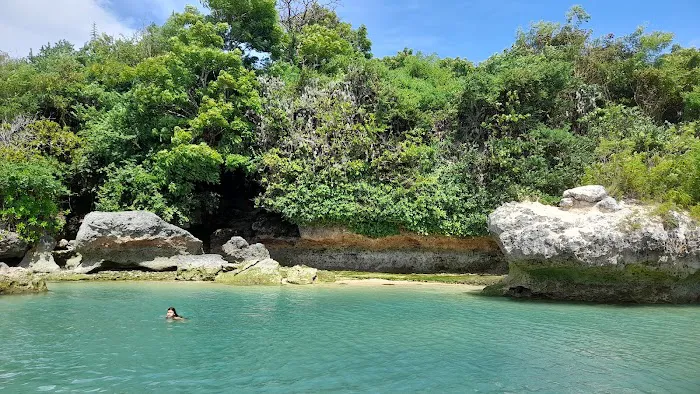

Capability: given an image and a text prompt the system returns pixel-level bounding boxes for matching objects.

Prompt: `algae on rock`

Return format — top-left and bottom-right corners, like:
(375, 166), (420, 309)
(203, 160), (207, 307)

(215, 259), (283, 285)
(0, 265), (48, 295)
(284, 265), (318, 285)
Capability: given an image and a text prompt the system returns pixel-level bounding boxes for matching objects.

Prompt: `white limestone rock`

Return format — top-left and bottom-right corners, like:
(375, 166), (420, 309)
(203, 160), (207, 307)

(562, 185), (608, 203)
(19, 235), (60, 273)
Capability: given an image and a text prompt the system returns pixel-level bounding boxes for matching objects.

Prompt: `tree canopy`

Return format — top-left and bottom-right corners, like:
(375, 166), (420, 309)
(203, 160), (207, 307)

(1, 4), (699, 241)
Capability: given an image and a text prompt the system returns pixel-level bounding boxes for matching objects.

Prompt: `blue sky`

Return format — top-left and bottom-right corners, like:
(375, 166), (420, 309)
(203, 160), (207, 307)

(3, 0), (700, 60)
(336, 0), (700, 61)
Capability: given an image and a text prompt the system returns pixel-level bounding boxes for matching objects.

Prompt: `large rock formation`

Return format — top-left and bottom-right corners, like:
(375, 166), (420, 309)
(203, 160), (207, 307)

(486, 185), (700, 303)
(73, 211), (203, 272)
(0, 230), (28, 263)
(0, 264), (48, 295)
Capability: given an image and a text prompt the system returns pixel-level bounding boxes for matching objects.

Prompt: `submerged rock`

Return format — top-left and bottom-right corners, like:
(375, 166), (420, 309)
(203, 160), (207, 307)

(74, 211), (203, 272)
(215, 258), (282, 285)
(221, 236), (270, 263)
(0, 266), (48, 295)
(20, 235), (60, 273)
(487, 186), (700, 303)
(284, 265), (318, 285)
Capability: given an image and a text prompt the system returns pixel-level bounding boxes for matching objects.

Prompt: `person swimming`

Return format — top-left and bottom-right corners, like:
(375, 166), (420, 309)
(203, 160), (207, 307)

(166, 307), (185, 320)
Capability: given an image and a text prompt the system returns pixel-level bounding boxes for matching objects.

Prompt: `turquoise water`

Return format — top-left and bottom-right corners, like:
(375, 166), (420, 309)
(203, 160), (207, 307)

(1, 283), (700, 393)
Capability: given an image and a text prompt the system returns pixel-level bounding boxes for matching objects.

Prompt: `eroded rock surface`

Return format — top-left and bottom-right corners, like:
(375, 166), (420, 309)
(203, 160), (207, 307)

(20, 235), (60, 273)
(487, 186), (700, 303)
(142, 254), (236, 281)
(74, 211), (203, 272)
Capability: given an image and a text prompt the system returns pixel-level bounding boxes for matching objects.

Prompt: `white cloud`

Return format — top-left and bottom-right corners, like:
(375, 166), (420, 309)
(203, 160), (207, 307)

(0, 0), (135, 58)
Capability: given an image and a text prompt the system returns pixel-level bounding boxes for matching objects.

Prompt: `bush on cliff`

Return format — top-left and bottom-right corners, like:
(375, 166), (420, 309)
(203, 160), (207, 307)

(0, 161), (67, 241)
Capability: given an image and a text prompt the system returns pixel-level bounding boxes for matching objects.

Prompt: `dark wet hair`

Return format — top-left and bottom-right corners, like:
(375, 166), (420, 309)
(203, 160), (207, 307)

(167, 307), (180, 317)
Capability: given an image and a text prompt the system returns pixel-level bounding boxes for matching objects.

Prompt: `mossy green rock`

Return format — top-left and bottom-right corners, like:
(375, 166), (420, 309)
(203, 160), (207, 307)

(176, 267), (220, 281)
(284, 265), (318, 285)
(42, 271), (178, 281)
(0, 272), (48, 295)
(315, 270), (337, 283)
(215, 259), (282, 285)
(483, 262), (700, 303)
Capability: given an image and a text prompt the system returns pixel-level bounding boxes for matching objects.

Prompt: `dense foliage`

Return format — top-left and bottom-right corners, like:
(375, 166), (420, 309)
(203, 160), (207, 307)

(1, 2), (699, 241)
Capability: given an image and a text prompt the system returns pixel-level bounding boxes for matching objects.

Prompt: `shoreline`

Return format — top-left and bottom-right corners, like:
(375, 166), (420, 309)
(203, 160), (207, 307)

(328, 278), (486, 291)
(32, 270), (499, 291)
(42, 278), (488, 292)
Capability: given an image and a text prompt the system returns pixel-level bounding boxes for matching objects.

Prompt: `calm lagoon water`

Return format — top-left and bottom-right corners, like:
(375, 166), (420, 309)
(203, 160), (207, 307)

(1, 282), (699, 393)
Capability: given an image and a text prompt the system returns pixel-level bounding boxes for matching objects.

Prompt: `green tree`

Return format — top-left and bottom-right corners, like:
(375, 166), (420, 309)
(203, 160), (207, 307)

(83, 6), (260, 224)
(200, 0), (283, 56)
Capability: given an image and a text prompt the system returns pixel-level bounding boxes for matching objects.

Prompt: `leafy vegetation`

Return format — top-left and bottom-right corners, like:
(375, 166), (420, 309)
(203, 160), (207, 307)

(1, 2), (699, 241)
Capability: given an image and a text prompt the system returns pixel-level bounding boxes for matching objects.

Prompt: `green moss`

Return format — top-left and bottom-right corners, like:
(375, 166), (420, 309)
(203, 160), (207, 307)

(654, 202), (681, 230)
(315, 270), (338, 283)
(480, 281), (507, 297)
(43, 271), (178, 282)
(516, 262), (685, 285)
(175, 268), (219, 282)
(215, 269), (282, 286)
(39, 269), (504, 286)
(488, 261), (700, 303)
(0, 275), (48, 294)
(42, 273), (92, 281)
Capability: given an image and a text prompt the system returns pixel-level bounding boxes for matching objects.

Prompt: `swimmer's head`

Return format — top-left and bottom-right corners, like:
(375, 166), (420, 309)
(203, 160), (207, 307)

(166, 307), (179, 319)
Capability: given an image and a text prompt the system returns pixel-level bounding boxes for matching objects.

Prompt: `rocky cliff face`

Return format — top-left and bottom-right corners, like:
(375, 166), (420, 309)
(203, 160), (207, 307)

(264, 227), (507, 274)
(486, 186), (700, 303)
